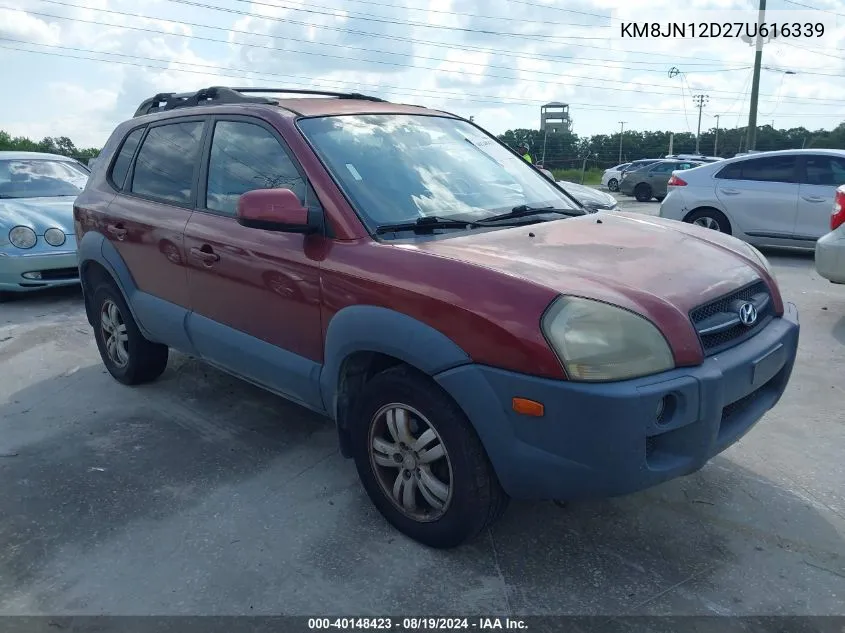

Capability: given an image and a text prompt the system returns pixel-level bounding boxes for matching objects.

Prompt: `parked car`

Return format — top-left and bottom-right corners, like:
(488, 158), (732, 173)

(665, 154), (723, 163)
(75, 86), (800, 548)
(621, 159), (661, 174)
(0, 151), (89, 300)
(556, 180), (618, 212)
(601, 163), (630, 191)
(815, 185), (845, 284)
(659, 149), (845, 248)
(619, 159), (703, 202)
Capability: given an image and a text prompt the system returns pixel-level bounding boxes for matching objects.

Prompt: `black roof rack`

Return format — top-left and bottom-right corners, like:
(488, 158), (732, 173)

(133, 86), (385, 117)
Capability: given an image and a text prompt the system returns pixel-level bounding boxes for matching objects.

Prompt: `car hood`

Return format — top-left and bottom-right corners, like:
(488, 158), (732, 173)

(415, 211), (771, 327)
(0, 196), (76, 234)
(556, 181), (617, 209)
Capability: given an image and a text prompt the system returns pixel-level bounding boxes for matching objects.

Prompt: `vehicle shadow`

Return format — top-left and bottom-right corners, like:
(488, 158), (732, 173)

(1, 355), (843, 618)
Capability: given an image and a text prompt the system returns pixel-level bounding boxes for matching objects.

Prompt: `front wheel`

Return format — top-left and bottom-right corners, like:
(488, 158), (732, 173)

(350, 366), (508, 548)
(607, 178), (619, 192)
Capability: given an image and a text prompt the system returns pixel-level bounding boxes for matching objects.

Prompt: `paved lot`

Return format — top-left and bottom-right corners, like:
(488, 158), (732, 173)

(1, 207), (844, 617)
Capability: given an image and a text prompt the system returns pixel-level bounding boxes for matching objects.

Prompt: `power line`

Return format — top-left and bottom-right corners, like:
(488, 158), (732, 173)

(16, 3), (843, 105)
(166, 0), (610, 42)
(230, 0), (602, 28)
(1, 40), (840, 119)
(26, 0), (753, 69)
(782, 0), (845, 18)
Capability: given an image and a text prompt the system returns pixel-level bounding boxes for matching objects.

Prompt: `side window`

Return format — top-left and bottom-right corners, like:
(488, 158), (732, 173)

(206, 121), (306, 216)
(716, 162), (743, 180)
(650, 162), (673, 173)
(737, 156), (797, 183)
(109, 127), (144, 190)
(131, 121), (204, 204)
(804, 155), (845, 186)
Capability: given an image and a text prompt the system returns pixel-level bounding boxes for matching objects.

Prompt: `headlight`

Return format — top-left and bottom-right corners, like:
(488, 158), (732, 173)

(44, 228), (66, 247)
(9, 226), (37, 249)
(542, 296), (674, 381)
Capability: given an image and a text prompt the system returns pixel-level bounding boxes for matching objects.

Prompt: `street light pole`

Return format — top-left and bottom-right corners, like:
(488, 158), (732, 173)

(714, 114), (721, 156)
(618, 121), (626, 163)
(746, 0), (767, 151)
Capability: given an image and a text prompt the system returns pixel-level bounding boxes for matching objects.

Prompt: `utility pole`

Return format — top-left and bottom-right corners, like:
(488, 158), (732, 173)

(693, 94), (709, 154)
(618, 121), (626, 163)
(713, 114), (721, 156)
(746, 0), (767, 151)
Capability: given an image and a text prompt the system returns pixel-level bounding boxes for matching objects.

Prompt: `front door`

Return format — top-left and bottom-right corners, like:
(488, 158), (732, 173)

(183, 117), (326, 411)
(796, 154), (845, 242)
(714, 154), (799, 240)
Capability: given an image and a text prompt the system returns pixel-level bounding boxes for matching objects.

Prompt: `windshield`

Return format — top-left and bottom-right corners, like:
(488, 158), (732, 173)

(298, 114), (579, 229)
(0, 159), (89, 199)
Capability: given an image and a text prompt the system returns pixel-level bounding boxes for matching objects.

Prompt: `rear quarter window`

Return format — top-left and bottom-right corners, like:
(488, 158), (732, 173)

(108, 127), (145, 190)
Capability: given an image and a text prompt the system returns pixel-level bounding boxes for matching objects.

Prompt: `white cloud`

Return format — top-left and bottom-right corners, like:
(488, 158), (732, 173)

(0, 0), (842, 149)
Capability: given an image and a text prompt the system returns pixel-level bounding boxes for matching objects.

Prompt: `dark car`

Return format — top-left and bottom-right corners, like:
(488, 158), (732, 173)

(620, 159), (703, 201)
(74, 87), (799, 548)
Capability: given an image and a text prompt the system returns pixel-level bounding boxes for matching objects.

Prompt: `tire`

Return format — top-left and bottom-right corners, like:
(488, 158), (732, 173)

(607, 178), (619, 192)
(656, 196), (665, 202)
(350, 365), (508, 549)
(685, 208), (732, 235)
(91, 281), (168, 385)
(634, 183), (653, 202)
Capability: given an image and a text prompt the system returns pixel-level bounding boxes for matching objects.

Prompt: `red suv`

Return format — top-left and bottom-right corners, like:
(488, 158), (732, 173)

(74, 87), (800, 548)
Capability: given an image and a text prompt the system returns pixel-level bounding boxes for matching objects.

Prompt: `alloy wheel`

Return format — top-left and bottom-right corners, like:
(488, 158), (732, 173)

(100, 299), (129, 368)
(693, 216), (721, 231)
(368, 403), (453, 522)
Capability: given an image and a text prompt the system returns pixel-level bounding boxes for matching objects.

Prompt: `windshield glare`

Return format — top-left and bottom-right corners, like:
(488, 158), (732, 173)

(0, 159), (89, 199)
(298, 114), (578, 228)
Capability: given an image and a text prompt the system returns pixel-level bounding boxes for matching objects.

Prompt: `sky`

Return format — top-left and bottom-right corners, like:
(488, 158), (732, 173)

(0, 0), (843, 149)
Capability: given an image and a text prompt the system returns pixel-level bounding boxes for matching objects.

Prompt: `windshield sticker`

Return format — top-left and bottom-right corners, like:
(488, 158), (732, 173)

(345, 163), (363, 181)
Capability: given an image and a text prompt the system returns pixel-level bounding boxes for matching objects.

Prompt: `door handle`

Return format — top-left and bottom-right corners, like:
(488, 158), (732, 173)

(719, 188), (740, 195)
(190, 246), (220, 265)
(106, 223), (127, 240)
(801, 195), (827, 203)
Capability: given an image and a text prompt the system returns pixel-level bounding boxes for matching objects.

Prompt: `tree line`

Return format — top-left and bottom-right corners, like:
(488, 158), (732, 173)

(498, 122), (845, 170)
(0, 130), (100, 164)
(3, 121), (844, 172)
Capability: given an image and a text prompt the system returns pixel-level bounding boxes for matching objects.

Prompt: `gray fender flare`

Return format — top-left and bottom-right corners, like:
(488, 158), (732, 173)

(319, 305), (472, 421)
(77, 231), (148, 336)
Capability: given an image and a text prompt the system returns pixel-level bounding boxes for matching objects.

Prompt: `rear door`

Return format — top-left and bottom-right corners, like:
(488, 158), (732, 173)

(796, 154), (845, 242)
(182, 116), (325, 410)
(714, 155), (799, 239)
(646, 161), (676, 197)
(102, 118), (205, 348)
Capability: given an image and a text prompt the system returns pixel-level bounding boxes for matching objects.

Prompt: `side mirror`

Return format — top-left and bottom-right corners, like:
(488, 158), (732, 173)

(237, 188), (315, 233)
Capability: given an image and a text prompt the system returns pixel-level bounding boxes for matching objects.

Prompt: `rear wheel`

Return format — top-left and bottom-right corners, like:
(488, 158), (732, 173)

(634, 183), (653, 202)
(92, 282), (169, 385)
(685, 208), (732, 235)
(350, 365), (508, 548)
(607, 178), (619, 192)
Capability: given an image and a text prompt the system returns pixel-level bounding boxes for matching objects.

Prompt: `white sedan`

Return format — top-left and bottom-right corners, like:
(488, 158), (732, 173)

(659, 149), (845, 249)
(600, 163), (630, 192)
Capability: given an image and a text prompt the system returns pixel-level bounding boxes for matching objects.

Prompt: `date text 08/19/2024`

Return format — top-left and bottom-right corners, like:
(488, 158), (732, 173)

(307, 618), (528, 630)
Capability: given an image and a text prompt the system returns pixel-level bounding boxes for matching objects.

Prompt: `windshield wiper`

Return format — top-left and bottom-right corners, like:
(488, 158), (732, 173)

(477, 204), (580, 224)
(375, 215), (484, 234)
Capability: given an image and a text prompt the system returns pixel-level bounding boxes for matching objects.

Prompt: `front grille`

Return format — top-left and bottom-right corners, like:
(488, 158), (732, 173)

(38, 268), (79, 281)
(690, 280), (773, 355)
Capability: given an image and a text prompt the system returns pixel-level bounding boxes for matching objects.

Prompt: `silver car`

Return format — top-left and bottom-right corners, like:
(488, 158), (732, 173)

(659, 149), (845, 249)
(0, 151), (88, 299)
(815, 185), (845, 284)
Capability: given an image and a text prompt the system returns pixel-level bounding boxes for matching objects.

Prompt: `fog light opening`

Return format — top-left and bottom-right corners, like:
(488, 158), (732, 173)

(655, 394), (677, 426)
(22, 271), (42, 280)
